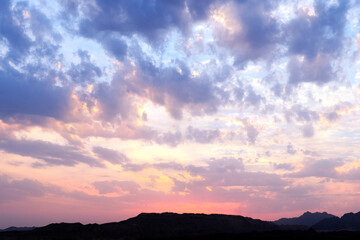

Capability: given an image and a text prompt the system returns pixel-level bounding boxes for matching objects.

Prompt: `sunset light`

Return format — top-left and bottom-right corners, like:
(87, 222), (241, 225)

(1, 0), (360, 233)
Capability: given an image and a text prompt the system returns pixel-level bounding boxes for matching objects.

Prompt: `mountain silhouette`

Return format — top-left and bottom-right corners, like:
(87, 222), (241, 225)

(0, 226), (35, 232)
(0, 212), (302, 240)
(313, 211), (360, 231)
(274, 211), (336, 227)
(1, 212), (360, 239)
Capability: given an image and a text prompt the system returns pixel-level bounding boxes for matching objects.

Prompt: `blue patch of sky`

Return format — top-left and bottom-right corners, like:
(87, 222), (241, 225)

(59, 35), (113, 82)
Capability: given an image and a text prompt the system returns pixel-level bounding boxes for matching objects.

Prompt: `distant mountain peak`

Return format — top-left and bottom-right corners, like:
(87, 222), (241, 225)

(274, 211), (336, 227)
(313, 211), (360, 231)
(302, 211), (329, 215)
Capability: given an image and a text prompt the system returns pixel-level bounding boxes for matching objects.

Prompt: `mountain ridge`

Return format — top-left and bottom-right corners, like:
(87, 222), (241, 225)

(0, 212), (304, 239)
(313, 211), (360, 231)
(0, 226), (35, 232)
(274, 211), (336, 227)
(1, 211), (360, 239)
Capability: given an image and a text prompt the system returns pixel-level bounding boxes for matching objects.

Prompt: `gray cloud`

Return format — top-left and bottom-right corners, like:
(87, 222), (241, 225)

(0, 1), (76, 125)
(302, 124), (315, 138)
(285, 1), (349, 87)
(301, 149), (319, 156)
(0, 0), (31, 61)
(155, 131), (183, 147)
(272, 163), (295, 171)
(99, 33), (127, 61)
(78, 0), (190, 44)
(89, 52), (225, 121)
(287, 143), (297, 155)
(215, 0), (280, 68)
(93, 146), (129, 165)
(324, 111), (340, 122)
(244, 122), (259, 144)
(186, 126), (220, 144)
(92, 180), (140, 195)
(286, 1), (349, 60)
(92, 76), (134, 121)
(0, 138), (103, 167)
(245, 87), (264, 107)
(288, 158), (343, 178)
(340, 167), (360, 180)
(186, 0), (218, 21)
(66, 50), (102, 85)
(185, 157), (285, 188)
(0, 67), (71, 121)
(287, 54), (336, 86)
(285, 104), (320, 123)
(0, 174), (61, 202)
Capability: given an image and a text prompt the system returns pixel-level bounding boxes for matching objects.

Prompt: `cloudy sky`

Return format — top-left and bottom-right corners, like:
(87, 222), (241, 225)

(1, 0), (360, 228)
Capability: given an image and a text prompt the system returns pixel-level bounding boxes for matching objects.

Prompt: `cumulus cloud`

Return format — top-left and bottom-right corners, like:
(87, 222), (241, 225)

(213, 0), (280, 67)
(0, 1), (73, 124)
(92, 74), (135, 121)
(0, 0), (31, 61)
(0, 68), (71, 121)
(137, 58), (223, 119)
(285, 1), (349, 88)
(287, 54), (336, 86)
(78, 0), (190, 44)
(285, 104), (320, 123)
(286, 1), (349, 60)
(234, 120), (260, 145)
(66, 50), (102, 85)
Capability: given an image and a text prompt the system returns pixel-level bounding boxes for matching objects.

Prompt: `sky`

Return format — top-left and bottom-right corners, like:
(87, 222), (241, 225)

(1, 0), (360, 229)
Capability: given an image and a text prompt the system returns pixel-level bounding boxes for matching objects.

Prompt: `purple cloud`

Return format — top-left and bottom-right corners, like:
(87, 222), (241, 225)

(289, 158), (343, 178)
(93, 147), (129, 165)
(0, 138), (103, 167)
(287, 143), (297, 155)
(186, 126), (220, 144)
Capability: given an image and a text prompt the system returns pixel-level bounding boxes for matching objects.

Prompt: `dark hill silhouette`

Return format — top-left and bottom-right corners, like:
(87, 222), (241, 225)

(0, 212), (302, 240)
(1, 212), (360, 240)
(313, 211), (360, 231)
(0, 226), (35, 232)
(274, 211), (336, 227)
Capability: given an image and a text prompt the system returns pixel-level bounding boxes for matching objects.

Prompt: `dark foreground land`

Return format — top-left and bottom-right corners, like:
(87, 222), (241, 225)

(3, 230), (360, 240)
(1, 212), (360, 240)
